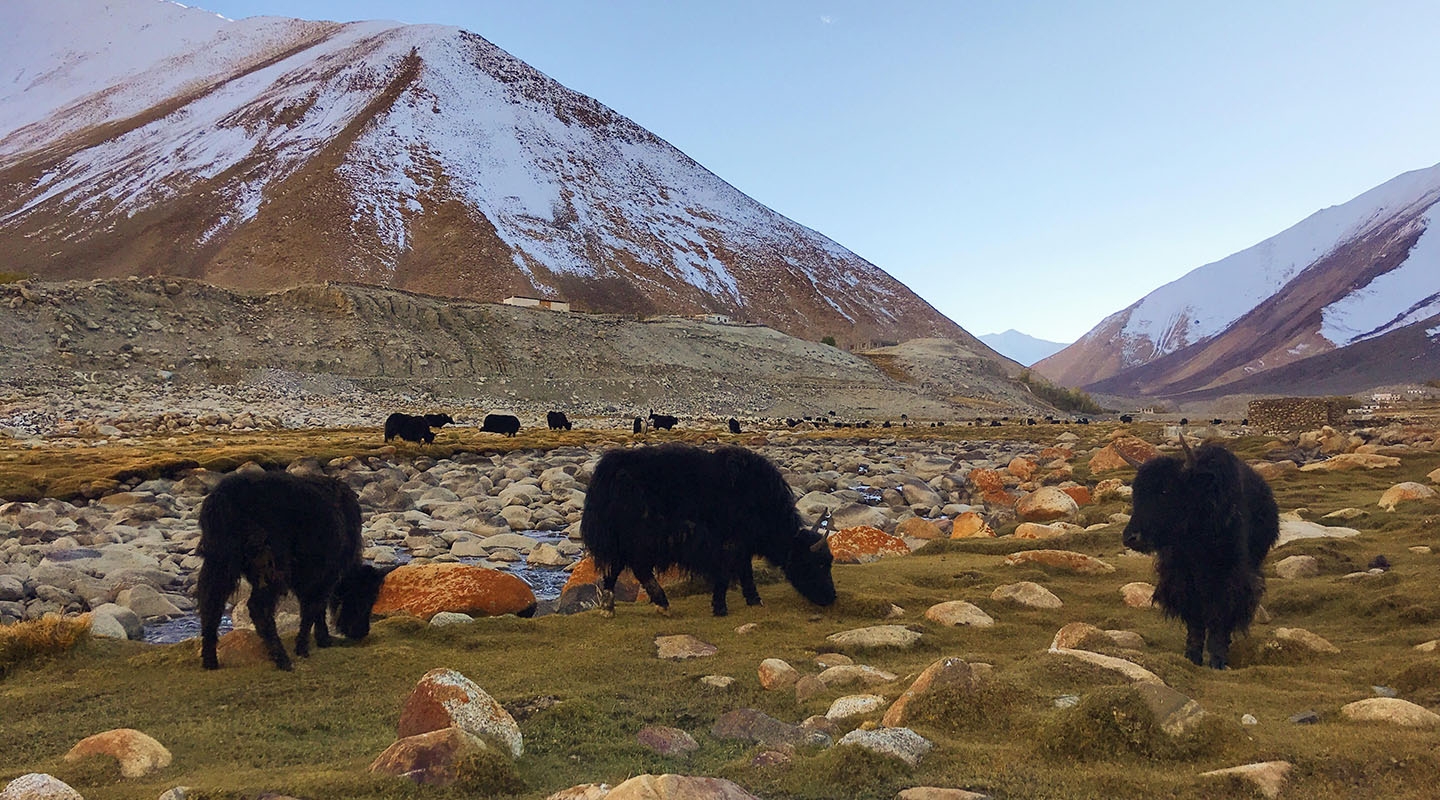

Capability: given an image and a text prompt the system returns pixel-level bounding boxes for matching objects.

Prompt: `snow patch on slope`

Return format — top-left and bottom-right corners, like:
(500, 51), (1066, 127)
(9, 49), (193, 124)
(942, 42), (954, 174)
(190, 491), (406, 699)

(1119, 162), (1440, 358)
(1320, 210), (1440, 346)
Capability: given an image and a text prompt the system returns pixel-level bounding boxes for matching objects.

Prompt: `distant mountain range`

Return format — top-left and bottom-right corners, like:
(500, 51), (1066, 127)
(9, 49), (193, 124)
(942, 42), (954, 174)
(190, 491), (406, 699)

(0, 0), (995, 355)
(978, 330), (1068, 367)
(1034, 162), (1440, 399)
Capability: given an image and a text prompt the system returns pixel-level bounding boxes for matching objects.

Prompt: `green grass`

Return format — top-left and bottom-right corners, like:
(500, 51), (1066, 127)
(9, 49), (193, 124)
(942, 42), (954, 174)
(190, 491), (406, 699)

(2, 426), (1440, 798)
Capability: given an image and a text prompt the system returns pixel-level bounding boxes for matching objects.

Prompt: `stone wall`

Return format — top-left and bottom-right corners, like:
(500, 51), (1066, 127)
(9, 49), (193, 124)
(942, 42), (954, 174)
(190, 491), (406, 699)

(1247, 398), (1345, 433)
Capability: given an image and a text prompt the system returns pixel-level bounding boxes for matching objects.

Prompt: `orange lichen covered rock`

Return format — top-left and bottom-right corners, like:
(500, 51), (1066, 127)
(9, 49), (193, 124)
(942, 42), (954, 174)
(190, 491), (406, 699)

(1061, 485), (1092, 506)
(397, 668), (523, 758)
(374, 563), (536, 620)
(829, 526), (911, 564)
(1003, 549), (1115, 574)
(559, 557), (684, 602)
(1007, 457), (1037, 481)
(949, 511), (996, 538)
(967, 468), (1016, 507)
(1089, 436), (1162, 472)
(895, 517), (943, 540)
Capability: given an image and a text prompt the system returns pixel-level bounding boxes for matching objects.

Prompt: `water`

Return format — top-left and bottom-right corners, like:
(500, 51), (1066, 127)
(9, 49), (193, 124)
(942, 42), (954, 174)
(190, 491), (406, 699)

(141, 531), (577, 644)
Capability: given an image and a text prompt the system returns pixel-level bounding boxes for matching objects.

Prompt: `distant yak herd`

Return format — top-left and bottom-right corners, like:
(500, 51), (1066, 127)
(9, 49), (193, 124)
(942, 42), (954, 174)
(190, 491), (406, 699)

(195, 409), (1275, 673)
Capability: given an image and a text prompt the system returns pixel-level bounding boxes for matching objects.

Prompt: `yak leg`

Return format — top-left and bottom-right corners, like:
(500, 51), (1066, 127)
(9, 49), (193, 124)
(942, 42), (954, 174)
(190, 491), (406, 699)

(709, 579), (730, 617)
(633, 566), (671, 615)
(1183, 620), (1205, 666)
(599, 569), (621, 617)
(196, 560), (237, 671)
(1205, 627), (1232, 670)
(296, 594), (330, 657)
(247, 584), (293, 671)
(737, 558), (762, 607)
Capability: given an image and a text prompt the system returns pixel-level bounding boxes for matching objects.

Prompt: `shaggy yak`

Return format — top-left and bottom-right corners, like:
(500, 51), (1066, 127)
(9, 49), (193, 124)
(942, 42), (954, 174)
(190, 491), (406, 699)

(648, 410), (679, 430)
(480, 413), (521, 437)
(581, 443), (836, 617)
(547, 411), (573, 431)
(196, 471), (387, 670)
(632, 416), (643, 434)
(727, 417), (742, 434)
(1121, 439), (1279, 669)
(383, 412), (453, 444)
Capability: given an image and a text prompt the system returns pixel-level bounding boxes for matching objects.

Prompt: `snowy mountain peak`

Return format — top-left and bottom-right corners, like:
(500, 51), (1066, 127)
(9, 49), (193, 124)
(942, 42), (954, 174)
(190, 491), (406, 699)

(0, 0), (977, 351)
(1035, 161), (1440, 396)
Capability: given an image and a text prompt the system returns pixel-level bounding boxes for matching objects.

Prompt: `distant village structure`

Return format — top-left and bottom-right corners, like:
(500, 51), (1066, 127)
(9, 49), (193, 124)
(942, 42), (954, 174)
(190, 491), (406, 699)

(502, 296), (570, 312)
(1247, 397), (1346, 433)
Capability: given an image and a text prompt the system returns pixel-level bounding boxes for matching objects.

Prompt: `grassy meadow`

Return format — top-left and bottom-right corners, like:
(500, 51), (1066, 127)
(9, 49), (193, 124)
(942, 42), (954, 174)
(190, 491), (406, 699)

(2, 423), (1439, 799)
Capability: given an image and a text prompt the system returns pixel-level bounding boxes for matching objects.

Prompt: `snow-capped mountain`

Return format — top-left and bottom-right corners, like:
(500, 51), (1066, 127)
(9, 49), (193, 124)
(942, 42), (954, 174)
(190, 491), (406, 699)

(978, 330), (1068, 367)
(0, 0), (979, 350)
(1035, 162), (1440, 396)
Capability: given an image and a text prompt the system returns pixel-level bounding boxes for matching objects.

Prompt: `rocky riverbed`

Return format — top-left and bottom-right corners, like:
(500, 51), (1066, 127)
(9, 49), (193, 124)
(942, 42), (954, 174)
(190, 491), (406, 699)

(0, 433), (1053, 636)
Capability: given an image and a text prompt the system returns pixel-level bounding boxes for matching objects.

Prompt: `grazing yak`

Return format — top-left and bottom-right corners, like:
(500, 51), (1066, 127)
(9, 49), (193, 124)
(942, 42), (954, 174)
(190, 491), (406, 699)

(581, 443), (837, 617)
(480, 413), (521, 437)
(1121, 439), (1279, 669)
(632, 416), (643, 434)
(648, 410), (679, 430)
(384, 412), (452, 444)
(727, 417), (741, 434)
(197, 471), (387, 670)
(547, 411), (573, 431)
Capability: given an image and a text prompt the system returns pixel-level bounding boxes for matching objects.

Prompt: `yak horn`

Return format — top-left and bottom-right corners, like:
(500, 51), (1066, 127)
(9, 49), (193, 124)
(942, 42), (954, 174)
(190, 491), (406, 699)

(1179, 434), (1196, 466)
(810, 510), (833, 550)
(1118, 448), (1146, 469)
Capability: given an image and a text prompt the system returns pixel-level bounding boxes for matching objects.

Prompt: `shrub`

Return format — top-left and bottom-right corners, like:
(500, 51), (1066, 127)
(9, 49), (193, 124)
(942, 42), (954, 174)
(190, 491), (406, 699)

(821, 335), (838, 347)
(0, 615), (91, 679)
(1016, 371), (1103, 414)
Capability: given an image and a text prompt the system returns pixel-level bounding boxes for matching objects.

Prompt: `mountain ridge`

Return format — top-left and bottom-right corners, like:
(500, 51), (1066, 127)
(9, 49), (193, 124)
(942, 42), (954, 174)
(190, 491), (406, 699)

(1, 0), (993, 355)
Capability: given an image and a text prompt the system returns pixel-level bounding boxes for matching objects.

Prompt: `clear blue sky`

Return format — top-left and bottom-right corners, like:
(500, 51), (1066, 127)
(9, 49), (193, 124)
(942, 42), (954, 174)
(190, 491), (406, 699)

(199, 0), (1440, 343)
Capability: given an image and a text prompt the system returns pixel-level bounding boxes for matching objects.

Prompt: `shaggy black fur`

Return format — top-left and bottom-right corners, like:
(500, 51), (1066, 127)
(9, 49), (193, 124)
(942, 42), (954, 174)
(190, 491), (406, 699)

(727, 418), (741, 434)
(632, 417), (643, 434)
(480, 413), (521, 437)
(384, 412), (452, 444)
(581, 443), (836, 617)
(1122, 441), (1279, 669)
(547, 411), (573, 431)
(196, 471), (386, 670)
(648, 410), (678, 430)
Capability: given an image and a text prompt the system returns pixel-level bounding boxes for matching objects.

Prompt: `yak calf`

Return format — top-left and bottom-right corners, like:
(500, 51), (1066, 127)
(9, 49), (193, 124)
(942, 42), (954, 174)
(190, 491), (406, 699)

(197, 471), (386, 670)
(1122, 440), (1279, 669)
(581, 443), (836, 616)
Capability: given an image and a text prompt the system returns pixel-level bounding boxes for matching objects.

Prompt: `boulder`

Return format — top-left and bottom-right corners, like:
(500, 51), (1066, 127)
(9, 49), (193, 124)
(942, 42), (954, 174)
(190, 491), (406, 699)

(1132, 682), (1207, 736)
(828, 526), (910, 564)
(636, 726), (700, 758)
(1015, 487), (1079, 522)
(368, 727), (492, 786)
(88, 603), (143, 640)
(711, 709), (830, 749)
(1274, 555), (1320, 579)
(923, 601), (994, 628)
(656, 635), (718, 660)
(757, 658), (800, 690)
(1276, 520), (1361, 546)
(817, 664), (897, 689)
(1047, 648), (1163, 683)
(883, 656), (976, 727)
(1006, 457), (1037, 480)
(825, 694), (887, 720)
(1340, 698), (1440, 727)
(948, 512), (995, 539)
(1049, 622), (1109, 651)
(829, 503), (891, 531)
(1198, 761), (1292, 799)
(990, 581), (1062, 609)
(895, 517), (942, 540)
(606, 774), (761, 800)
(374, 563), (537, 620)
(896, 789), (991, 800)
(1088, 437), (1161, 472)
(836, 727), (933, 766)
(1378, 482), (1437, 511)
(396, 668), (523, 759)
(826, 625), (922, 649)
(1003, 550), (1115, 574)
(1271, 627), (1339, 654)
(63, 728), (172, 778)
(966, 469), (1015, 507)
(1299, 453), (1401, 472)
(1120, 582), (1154, 608)
(1013, 522), (1071, 540)
(0, 774), (84, 800)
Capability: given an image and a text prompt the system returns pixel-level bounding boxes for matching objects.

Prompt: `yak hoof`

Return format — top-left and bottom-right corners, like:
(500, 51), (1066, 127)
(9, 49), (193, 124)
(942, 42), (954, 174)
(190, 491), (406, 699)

(202, 660), (219, 670)
(656, 606), (672, 617)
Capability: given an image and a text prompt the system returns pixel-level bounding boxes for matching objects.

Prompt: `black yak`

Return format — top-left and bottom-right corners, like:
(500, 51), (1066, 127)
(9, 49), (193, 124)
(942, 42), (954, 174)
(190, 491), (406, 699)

(581, 443), (836, 617)
(425, 412), (455, 429)
(547, 411), (573, 431)
(384, 412), (441, 444)
(727, 417), (741, 434)
(196, 471), (387, 670)
(1121, 440), (1279, 669)
(648, 410), (678, 430)
(480, 413), (521, 437)
(632, 416), (643, 434)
